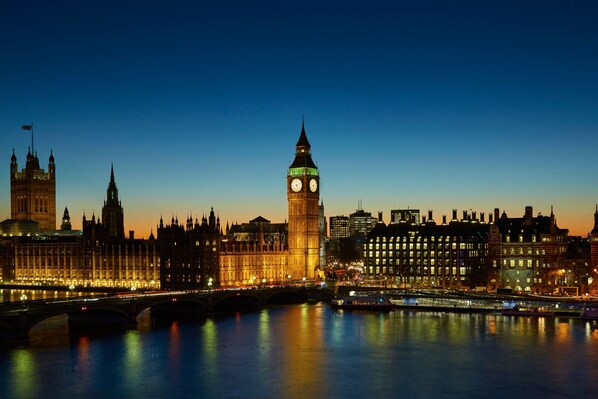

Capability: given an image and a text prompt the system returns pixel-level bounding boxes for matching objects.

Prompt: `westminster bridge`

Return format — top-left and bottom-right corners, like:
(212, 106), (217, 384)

(0, 287), (334, 340)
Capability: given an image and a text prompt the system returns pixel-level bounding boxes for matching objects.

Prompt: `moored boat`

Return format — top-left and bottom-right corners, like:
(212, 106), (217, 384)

(580, 307), (598, 320)
(331, 295), (395, 311)
(501, 305), (554, 317)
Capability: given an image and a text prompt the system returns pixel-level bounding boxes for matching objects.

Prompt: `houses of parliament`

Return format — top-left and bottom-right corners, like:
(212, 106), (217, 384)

(0, 124), (326, 290)
(3, 123), (596, 295)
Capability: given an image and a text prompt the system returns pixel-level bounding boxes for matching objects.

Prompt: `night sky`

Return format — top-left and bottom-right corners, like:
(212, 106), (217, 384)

(1, 0), (597, 237)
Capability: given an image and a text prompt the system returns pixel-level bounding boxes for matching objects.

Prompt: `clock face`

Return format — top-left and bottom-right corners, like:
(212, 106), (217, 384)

(291, 178), (302, 192)
(309, 179), (318, 192)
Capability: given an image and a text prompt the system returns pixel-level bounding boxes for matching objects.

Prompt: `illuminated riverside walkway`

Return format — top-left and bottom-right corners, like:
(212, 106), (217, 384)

(340, 287), (593, 315)
(0, 287), (333, 340)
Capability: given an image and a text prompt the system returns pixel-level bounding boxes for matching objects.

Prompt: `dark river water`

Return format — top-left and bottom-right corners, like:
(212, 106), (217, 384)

(1, 302), (597, 399)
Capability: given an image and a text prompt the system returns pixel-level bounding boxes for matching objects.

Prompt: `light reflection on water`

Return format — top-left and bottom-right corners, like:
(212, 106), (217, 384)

(1, 304), (598, 399)
(0, 288), (98, 303)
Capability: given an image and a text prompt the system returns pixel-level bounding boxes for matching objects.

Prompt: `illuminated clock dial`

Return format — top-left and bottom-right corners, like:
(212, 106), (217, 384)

(291, 178), (302, 192)
(309, 179), (318, 192)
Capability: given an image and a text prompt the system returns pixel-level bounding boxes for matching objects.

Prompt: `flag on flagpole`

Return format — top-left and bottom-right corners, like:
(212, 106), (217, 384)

(21, 125), (33, 131)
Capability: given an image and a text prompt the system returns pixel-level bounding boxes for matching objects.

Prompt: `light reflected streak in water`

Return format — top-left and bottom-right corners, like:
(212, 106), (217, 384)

(3, 305), (598, 399)
(10, 350), (36, 399)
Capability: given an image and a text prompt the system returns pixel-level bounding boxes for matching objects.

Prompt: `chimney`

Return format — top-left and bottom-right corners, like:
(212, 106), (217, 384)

(129, 230), (135, 240)
(452, 209), (457, 221)
(472, 211), (477, 221)
(442, 215), (447, 224)
(494, 208), (500, 222)
(489, 213), (493, 223)
(378, 211), (383, 222)
(422, 216), (427, 223)
(524, 206), (533, 225)
(462, 210), (467, 221)
(481, 212), (485, 223)
(428, 210), (433, 222)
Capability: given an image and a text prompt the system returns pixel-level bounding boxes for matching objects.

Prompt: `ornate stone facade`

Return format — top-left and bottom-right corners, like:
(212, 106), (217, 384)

(10, 149), (56, 231)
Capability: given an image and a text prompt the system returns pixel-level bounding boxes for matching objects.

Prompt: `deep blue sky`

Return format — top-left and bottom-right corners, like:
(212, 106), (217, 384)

(1, 0), (597, 236)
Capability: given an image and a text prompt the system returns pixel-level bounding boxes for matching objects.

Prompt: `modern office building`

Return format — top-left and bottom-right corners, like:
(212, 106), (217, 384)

(329, 216), (350, 241)
(391, 209), (421, 224)
(349, 208), (377, 239)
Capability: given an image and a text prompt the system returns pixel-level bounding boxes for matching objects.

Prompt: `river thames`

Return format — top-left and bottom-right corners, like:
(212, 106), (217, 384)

(1, 302), (597, 399)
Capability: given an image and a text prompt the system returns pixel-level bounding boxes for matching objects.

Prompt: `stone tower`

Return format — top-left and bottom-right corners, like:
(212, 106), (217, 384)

(287, 122), (320, 279)
(101, 164), (125, 239)
(10, 148), (56, 230)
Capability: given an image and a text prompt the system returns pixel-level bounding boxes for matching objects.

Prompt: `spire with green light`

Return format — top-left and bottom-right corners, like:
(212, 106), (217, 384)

(288, 120), (319, 177)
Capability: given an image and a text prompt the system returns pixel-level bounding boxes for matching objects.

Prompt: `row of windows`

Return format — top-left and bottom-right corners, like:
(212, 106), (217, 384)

(368, 266), (469, 276)
(372, 236), (478, 243)
(371, 258), (485, 266)
(370, 250), (484, 258)
(14, 196), (50, 213)
(370, 242), (483, 250)
(500, 259), (553, 268)
(504, 235), (565, 243)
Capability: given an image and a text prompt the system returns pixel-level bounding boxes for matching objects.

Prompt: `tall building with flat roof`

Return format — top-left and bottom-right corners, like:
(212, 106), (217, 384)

(330, 216), (350, 241)
(391, 209), (420, 224)
(349, 209), (376, 238)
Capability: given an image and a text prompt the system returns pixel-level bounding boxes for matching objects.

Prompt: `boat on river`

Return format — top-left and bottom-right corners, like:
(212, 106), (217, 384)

(580, 307), (598, 320)
(331, 295), (395, 311)
(501, 305), (554, 317)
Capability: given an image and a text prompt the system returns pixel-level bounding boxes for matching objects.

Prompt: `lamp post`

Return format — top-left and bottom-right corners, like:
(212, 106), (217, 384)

(262, 278), (266, 290)
(208, 277), (213, 293)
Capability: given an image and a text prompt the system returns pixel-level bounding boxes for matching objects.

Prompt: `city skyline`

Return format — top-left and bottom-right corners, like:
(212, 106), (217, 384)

(2, 1), (598, 237)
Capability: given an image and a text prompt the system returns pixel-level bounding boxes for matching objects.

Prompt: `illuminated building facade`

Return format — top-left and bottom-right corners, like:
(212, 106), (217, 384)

(487, 206), (568, 293)
(3, 211), (159, 289)
(218, 216), (288, 286)
(219, 233), (288, 287)
(83, 213), (159, 289)
(217, 123), (322, 286)
(10, 148), (56, 231)
(365, 210), (489, 288)
(1, 168), (160, 289)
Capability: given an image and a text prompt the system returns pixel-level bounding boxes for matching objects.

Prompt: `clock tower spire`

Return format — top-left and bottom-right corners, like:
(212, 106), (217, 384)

(287, 121), (320, 279)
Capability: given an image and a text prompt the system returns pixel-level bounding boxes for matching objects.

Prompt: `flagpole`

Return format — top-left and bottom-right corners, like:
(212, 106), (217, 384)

(31, 123), (34, 155)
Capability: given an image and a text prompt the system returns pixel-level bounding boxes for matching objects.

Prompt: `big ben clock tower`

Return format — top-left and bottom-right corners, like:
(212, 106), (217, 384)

(287, 122), (320, 279)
